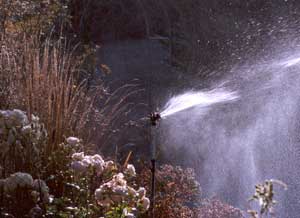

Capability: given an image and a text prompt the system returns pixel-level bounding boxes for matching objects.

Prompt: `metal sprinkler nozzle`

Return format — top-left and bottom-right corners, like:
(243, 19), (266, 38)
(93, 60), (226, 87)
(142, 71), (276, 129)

(149, 112), (161, 126)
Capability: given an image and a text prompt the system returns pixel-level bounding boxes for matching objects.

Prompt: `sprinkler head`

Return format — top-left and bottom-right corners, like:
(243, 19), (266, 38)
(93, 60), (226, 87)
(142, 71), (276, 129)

(149, 112), (161, 126)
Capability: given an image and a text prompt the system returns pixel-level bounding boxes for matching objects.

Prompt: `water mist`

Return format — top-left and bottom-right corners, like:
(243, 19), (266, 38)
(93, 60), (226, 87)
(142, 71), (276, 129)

(158, 53), (300, 218)
(160, 88), (239, 118)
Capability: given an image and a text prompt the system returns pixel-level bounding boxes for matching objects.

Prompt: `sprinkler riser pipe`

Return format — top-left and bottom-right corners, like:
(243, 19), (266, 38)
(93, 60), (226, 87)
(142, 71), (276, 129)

(150, 159), (156, 218)
(149, 111), (160, 218)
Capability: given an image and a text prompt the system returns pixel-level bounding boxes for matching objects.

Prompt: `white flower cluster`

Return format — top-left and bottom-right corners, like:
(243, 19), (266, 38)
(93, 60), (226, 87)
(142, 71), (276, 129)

(124, 164), (136, 177)
(0, 109), (29, 128)
(66, 136), (81, 147)
(1, 172), (33, 192)
(0, 109), (47, 158)
(0, 172), (50, 203)
(70, 152), (114, 175)
(68, 138), (148, 217)
(94, 172), (150, 217)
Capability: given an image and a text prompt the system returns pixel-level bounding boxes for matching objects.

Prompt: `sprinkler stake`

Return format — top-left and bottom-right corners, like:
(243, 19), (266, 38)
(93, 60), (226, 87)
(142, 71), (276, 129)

(148, 111), (160, 218)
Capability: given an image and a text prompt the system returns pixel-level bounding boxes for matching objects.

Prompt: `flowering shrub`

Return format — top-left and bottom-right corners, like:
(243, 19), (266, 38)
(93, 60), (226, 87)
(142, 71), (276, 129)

(71, 152), (105, 175)
(197, 199), (244, 218)
(0, 109), (47, 177)
(95, 173), (150, 215)
(137, 164), (201, 218)
(0, 172), (51, 217)
(0, 110), (149, 217)
(137, 163), (247, 218)
(66, 149), (150, 218)
(2, 172), (34, 193)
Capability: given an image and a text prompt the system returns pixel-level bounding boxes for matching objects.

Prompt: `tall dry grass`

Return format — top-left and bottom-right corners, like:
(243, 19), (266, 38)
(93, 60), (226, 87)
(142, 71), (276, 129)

(1, 35), (92, 151)
(0, 33), (141, 155)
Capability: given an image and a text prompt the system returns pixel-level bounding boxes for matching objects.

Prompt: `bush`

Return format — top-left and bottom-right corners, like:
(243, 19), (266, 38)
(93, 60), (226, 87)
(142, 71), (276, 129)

(0, 111), (150, 217)
(197, 199), (244, 218)
(137, 164), (201, 218)
(0, 110), (47, 177)
(136, 163), (247, 218)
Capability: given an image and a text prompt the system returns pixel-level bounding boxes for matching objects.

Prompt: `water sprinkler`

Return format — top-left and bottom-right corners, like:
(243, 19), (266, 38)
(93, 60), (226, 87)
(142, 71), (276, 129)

(149, 112), (161, 126)
(149, 111), (160, 218)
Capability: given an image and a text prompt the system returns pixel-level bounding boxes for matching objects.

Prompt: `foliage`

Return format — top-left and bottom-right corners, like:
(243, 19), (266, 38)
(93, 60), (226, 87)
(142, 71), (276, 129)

(248, 179), (287, 218)
(137, 164), (201, 218)
(0, 110), (47, 177)
(136, 163), (248, 218)
(0, 172), (50, 218)
(45, 143), (150, 218)
(0, 31), (140, 153)
(0, 34), (103, 148)
(0, 113), (150, 217)
(0, 7), (145, 217)
(0, 109), (50, 217)
(2, 114), (283, 218)
(0, 0), (70, 36)
(197, 199), (245, 218)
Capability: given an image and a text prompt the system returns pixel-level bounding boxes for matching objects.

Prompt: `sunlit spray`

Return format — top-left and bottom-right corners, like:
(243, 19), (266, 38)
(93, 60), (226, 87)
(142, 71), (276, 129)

(158, 53), (300, 217)
(147, 88), (238, 218)
(160, 87), (239, 118)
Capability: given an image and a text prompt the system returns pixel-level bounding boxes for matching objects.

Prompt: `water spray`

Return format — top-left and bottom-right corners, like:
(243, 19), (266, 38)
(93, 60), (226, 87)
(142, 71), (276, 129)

(147, 87), (237, 217)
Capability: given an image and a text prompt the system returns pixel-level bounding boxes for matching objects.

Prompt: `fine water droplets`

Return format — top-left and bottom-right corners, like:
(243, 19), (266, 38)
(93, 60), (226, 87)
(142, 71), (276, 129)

(160, 87), (239, 118)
